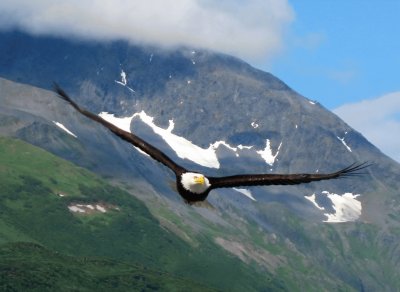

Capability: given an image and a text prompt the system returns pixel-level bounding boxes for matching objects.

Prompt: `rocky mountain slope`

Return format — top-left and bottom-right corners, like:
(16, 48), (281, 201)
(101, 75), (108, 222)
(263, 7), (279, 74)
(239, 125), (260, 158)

(1, 30), (400, 290)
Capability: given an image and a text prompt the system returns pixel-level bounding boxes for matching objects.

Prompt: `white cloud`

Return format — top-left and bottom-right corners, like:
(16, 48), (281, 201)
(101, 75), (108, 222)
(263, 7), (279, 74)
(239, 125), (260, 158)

(334, 92), (400, 163)
(0, 0), (294, 61)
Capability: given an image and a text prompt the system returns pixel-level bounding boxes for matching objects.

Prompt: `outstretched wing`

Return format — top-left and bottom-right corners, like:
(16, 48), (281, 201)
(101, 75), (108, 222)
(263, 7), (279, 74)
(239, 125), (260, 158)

(53, 84), (187, 175)
(208, 163), (370, 190)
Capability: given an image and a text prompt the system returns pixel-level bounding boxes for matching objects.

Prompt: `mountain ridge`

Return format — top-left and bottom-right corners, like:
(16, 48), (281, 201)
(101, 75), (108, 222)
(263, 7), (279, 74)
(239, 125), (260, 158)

(1, 30), (400, 290)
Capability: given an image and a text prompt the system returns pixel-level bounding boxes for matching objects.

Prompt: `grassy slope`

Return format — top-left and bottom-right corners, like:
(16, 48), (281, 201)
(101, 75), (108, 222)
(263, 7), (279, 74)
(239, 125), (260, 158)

(0, 242), (215, 292)
(0, 136), (283, 291)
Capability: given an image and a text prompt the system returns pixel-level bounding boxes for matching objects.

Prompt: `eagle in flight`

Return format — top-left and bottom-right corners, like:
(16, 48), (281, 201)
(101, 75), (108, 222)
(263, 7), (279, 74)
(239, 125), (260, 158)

(54, 85), (368, 204)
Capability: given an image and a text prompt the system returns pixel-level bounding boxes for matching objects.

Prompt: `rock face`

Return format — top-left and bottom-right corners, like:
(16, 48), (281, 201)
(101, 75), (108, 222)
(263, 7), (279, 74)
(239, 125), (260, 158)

(1, 30), (400, 290)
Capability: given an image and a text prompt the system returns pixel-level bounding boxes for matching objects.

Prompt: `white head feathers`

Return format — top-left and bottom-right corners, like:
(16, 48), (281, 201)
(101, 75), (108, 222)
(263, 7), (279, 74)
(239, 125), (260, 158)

(181, 172), (210, 194)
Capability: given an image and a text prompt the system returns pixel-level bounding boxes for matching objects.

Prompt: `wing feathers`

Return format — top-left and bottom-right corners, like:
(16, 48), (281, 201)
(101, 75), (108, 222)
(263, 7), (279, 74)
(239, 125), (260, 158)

(208, 162), (370, 189)
(53, 84), (186, 175)
(53, 84), (370, 192)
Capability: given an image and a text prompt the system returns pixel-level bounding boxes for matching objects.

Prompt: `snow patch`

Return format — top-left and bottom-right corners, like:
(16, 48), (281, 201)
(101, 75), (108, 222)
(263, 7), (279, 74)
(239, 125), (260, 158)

(132, 111), (221, 168)
(305, 191), (362, 223)
(238, 145), (253, 150)
(304, 193), (325, 210)
(115, 69), (135, 92)
(337, 136), (352, 152)
(120, 70), (127, 85)
(166, 119), (175, 132)
(68, 205), (85, 213)
(52, 121), (77, 138)
(68, 203), (119, 214)
(133, 146), (150, 157)
(256, 139), (282, 166)
(99, 110), (284, 169)
(99, 112), (133, 132)
(96, 205), (107, 213)
(323, 192), (361, 223)
(251, 122), (259, 129)
(211, 141), (238, 152)
(233, 188), (256, 201)
(102, 110), (258, 168)
(309, 100), (316, 105)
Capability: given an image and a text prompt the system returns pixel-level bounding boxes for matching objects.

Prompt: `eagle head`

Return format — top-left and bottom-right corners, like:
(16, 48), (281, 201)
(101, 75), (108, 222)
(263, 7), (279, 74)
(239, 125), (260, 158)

(180, 172), (210, 194)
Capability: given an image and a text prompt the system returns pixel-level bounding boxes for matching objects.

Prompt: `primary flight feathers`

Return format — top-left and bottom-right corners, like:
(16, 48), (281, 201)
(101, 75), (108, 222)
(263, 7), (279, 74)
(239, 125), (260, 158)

(54, 84), (370, 204)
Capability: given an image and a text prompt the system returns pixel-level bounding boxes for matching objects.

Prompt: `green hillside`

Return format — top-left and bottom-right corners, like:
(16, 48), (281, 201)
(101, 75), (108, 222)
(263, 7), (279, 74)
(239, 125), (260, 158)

(0, 242), (216, 292)
(0, 136), (283, 291)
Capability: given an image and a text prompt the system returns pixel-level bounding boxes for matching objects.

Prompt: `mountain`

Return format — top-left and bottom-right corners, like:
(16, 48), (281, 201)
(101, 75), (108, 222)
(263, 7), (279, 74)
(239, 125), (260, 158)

(1, 30), (400, 290)
(0, 136), (275, 291)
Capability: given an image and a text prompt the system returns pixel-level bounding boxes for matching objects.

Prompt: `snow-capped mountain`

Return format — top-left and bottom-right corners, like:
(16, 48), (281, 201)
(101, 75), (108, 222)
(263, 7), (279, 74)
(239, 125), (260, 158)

(1, 30), (400, 290)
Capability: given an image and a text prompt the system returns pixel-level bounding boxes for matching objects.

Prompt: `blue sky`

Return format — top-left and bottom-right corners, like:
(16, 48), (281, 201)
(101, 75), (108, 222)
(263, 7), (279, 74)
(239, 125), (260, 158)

(265, 0), (400, 109)
(262, 0), (400, 162)
(0, 0), (399, 162)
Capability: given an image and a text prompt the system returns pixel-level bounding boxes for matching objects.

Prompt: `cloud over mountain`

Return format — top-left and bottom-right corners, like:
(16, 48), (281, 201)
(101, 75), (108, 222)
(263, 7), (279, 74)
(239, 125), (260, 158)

(334, 92), (400, 162)
(0, 0), (294, 61)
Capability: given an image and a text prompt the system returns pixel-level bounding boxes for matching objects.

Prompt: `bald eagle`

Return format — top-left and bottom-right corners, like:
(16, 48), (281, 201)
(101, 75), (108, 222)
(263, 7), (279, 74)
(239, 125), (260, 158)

(54, 85), (369, 204)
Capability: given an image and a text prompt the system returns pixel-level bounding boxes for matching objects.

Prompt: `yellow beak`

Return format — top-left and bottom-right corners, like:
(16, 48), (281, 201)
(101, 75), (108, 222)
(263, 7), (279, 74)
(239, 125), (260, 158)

(194, 176), (205, 185)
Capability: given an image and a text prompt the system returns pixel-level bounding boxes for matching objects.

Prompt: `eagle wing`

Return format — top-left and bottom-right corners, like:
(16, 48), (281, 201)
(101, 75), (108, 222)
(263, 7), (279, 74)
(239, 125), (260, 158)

(208, 163), (369, 190)
(54, 84), (187, 175)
